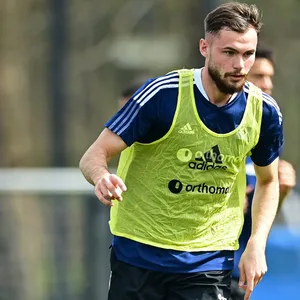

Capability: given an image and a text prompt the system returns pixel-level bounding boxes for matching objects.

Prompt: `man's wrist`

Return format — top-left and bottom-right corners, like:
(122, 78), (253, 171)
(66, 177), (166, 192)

(92, 167), (110, 185)
(247, 235), (267, 251)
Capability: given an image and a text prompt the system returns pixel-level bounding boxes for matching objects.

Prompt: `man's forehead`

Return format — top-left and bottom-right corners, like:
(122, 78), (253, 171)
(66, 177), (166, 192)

(211, 28), (257, 50)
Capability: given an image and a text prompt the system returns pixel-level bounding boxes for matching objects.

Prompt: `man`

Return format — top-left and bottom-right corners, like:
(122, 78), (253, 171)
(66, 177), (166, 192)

(245, 47), (295, 209)
(80, 3), (283, 300)
(230, 46), (296, 300)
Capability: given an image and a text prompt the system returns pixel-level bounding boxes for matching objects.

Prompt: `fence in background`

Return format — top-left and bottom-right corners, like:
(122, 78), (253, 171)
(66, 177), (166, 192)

(0, 168), (299, 300)
(0, 168), (111, 300)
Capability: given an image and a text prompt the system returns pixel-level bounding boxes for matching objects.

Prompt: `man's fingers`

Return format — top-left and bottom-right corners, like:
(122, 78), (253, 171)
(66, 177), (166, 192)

(244, 275), (254, 300)
(255, 268), (267, 286)
(238, 264), (246, 291)
(255, 274), (263, 286)
(95, 181), (116, 205)
(98, 180), (112, 199)
(238, 263), (246, 286)
(94, 174), (127, 206)
(102, 178), (123, 200)
(253, 273), (261, 288)
(109, 174), (127, 191)
(244, 286), (253, 300)
(95, 188), (114, 206)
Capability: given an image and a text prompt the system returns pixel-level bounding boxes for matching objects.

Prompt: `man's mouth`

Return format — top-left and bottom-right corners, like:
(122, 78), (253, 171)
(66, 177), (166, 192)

(228, 74), (245, 80)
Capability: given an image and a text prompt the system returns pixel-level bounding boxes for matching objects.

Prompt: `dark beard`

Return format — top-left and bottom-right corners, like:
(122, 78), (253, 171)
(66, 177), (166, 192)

(208, 65), (245, 94)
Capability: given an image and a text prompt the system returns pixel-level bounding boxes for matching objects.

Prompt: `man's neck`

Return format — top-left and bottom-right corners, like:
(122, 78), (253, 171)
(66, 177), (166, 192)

(201, 67), (232, 107)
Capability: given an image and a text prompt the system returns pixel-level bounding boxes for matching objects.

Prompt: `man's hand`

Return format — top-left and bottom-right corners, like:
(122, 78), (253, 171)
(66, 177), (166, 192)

(238, 239), (267, 300)
(278, 160), (296, 208)
(95, 174), (127, 206)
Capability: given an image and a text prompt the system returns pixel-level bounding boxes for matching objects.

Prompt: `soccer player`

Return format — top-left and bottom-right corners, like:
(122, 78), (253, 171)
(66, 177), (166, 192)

(80, 3), (283, 300)
(230, 46), (296, 300)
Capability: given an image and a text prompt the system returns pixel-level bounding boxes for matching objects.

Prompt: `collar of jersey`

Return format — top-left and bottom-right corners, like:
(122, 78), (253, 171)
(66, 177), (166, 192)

(194, 68), (238, 104)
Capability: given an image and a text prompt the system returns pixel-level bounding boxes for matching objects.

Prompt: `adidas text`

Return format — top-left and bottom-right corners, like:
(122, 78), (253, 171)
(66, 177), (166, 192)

(189, 161), (227, 171)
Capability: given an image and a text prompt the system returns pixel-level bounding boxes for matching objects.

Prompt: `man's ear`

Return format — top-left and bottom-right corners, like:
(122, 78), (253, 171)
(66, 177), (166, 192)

(199, 38), (209, 58)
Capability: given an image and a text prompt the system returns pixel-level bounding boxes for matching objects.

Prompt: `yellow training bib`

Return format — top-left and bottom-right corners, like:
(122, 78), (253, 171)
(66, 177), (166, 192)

(110, 69), (262, 251)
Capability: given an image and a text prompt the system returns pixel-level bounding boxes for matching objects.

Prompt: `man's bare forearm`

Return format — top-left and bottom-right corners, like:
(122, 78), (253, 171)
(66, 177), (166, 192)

(79, 146), (111, 185)
(79, 129), (128, 186)
(249, 179), (279, 248)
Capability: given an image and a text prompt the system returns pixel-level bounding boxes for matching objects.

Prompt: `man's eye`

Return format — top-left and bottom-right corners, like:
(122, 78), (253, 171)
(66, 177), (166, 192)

(244, 52), (254, 58)
(224, 51), (235, 56)
(254, 74), (264, 79)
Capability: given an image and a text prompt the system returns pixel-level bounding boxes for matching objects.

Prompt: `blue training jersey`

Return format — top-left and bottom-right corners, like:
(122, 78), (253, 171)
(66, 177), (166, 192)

(105, 69), (283, 273)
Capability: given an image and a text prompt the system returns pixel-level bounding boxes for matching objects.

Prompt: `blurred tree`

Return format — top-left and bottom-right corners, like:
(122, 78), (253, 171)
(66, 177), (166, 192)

(0, 0), (298, 169)
(0, 0), (52, 167)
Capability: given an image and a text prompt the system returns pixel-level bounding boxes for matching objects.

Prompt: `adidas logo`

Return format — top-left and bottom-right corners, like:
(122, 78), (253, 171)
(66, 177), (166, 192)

(196, 145), (223, 164)
(177, 145), (241, 171)
(189, 145), (228, 171)
(178, 123), (195, 134)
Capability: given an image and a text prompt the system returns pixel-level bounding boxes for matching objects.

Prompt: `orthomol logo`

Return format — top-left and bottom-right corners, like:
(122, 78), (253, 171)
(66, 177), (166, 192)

(168, 179), (231, 195)
(177, 145), (241, 171)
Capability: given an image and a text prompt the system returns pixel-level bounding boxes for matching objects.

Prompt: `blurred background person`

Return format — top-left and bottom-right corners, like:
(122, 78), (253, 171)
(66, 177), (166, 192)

(246, 46), (274, 95)
(230, 45), (297, 300)
(245, 46), (296, 208)
(118, 78), (149, 109)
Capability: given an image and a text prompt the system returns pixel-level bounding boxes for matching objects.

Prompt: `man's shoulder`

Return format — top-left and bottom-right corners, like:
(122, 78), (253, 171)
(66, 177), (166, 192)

(243, 82), (282, 125)
(261, 92), (282, 125)
(132, 72), (179, 105)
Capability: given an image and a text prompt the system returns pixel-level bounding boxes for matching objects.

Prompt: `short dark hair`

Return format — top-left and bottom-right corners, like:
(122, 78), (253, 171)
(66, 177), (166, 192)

(205, 2), (262, 35)
(121, 80), (145, 99)
(255, 45), (274, 66)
